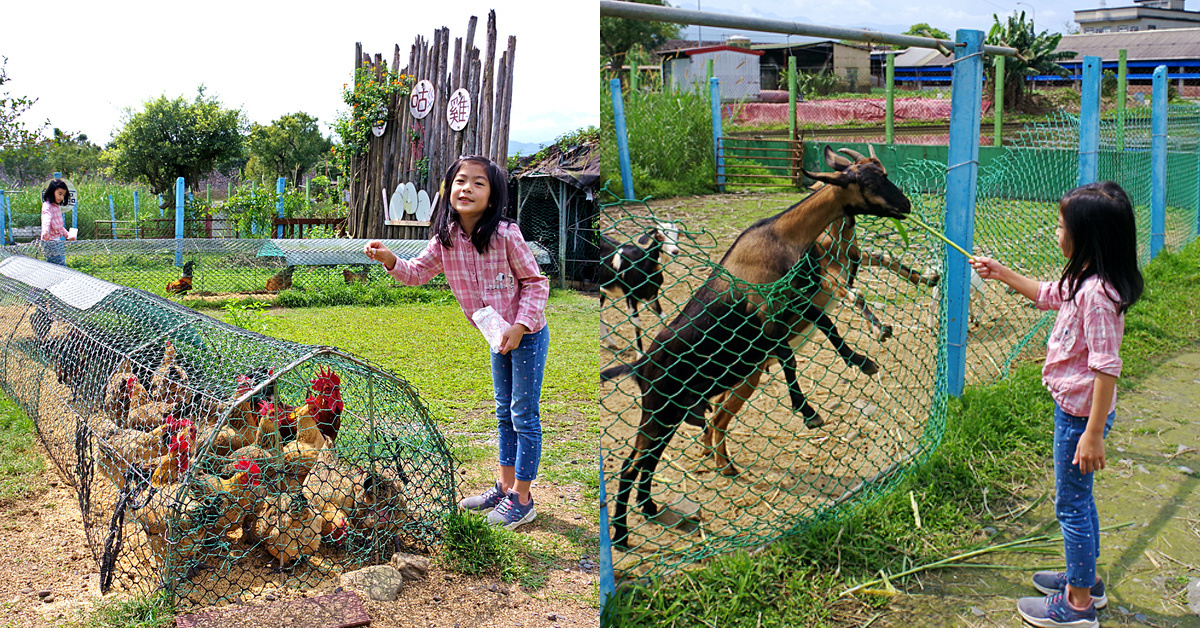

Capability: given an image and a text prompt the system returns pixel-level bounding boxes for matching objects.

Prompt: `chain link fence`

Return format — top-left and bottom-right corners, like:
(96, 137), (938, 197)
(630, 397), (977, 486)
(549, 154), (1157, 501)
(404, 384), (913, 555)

(0, 255), (456, 606)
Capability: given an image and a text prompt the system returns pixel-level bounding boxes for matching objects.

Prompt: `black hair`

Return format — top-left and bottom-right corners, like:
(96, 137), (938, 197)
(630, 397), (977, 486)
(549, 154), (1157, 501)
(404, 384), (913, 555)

(430, 156), (512, 254)
(43, 178), (70, 205)
(1057, 181), (1143, 314)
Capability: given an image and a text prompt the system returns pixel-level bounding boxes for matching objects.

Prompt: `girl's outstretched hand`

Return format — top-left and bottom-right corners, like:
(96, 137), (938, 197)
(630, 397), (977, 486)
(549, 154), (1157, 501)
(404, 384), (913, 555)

(497, 323), (529, 355)
(969, 256), (1005, 280)
(364, 240), (397, 270)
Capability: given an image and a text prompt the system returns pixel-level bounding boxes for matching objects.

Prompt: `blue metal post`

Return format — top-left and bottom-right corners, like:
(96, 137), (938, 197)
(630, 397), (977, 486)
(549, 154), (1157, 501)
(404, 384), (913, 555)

(134, 191), (140, 238)
(71, 199), (77, 231)
(175, 177), (185, 266)
(597, 468), (616, 618)
(0, 190), (6, 245)
(710, 77), (724, 192)
(158, 194), (164, 217)
(5, 195), (11, 244)
(1078, 56), (1101, 186)
(108, 194), (116, 239)
(276, 178), (286, 238)
(610, 78), (635, 200)
(1150, 65), (1167, 258)
(945, 29), (985, 399)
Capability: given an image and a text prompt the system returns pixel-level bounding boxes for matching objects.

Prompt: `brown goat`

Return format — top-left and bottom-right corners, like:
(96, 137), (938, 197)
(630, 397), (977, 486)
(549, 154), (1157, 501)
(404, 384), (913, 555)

(601, 146), (913, 549)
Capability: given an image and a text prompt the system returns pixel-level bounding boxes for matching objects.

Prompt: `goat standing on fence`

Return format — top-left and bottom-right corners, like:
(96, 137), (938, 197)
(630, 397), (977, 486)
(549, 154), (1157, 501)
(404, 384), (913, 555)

(598, 221), (679, 354)
(601, 146), (913, 549)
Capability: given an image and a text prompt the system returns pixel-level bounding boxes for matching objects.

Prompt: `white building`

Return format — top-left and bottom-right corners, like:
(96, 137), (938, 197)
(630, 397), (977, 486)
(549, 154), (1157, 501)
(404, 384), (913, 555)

(1075, 0), (1200, 33)
(660, 44), (763, 101)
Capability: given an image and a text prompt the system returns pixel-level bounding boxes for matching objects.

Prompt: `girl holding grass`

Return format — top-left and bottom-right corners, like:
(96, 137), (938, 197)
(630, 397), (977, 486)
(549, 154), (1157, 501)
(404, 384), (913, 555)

(365, 155), (549, 531)
(41, 178), (75, 266)
(971, 181), (1143, 628)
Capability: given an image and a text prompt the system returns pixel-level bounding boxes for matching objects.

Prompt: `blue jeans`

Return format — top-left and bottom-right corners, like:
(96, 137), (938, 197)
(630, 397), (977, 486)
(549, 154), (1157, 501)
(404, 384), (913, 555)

(45, 238), (66, 266)
(491, 324), (549, 482)
(1054, 403), (1115, 590)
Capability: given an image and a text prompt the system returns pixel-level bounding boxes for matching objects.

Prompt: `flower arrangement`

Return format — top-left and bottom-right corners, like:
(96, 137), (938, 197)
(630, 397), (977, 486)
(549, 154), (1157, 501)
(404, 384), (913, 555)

(333, 67), (415, 157)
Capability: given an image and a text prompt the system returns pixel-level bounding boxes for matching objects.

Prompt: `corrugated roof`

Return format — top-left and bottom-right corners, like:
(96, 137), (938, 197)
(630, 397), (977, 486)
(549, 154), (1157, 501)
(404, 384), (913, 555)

(1057, 28), (1200, 61)
(891, 47), (952, 68)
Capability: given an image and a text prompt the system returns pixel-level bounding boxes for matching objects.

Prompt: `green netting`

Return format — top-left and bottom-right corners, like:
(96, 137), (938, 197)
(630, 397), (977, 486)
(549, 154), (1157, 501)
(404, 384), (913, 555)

(0, 255), (456, 607)
(600, 173), (948, 578)
(0, 238), (552, 297)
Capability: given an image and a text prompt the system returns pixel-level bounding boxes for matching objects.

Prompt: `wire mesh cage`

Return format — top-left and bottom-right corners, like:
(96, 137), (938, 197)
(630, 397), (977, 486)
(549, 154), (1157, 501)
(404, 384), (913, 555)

(4, 238), (552, 298)
(0, 255), (456, 607)
(599, 155), (948, 579)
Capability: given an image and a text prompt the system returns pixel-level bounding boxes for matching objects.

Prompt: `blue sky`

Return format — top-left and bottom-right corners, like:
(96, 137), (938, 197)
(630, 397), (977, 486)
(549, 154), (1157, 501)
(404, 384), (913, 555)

(3, 0), (598, 148)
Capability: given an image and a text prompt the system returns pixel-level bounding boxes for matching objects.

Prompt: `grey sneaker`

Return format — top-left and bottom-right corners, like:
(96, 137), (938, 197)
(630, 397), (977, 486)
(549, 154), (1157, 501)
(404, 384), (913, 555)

(1031, 571), (1107, 609)
(486, 491), (536, 530)
(1016, 591), (1098, 628)
(459, 482), (506, 512)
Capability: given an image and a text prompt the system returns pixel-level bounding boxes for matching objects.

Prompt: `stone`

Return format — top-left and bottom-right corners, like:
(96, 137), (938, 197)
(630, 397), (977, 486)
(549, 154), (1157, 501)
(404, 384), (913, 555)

(1187, 578), (1200, 616)
(42, 596), (54, 604)
(340, 565), (404, 602)
(548, 613), (559, 621)
(37, 589), (51, 598)
(389, 553), (430, 581)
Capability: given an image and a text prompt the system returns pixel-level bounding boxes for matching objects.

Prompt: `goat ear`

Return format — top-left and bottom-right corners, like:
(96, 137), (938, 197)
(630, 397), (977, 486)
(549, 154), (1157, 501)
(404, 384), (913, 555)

(823, 145), (854, 171)
(802, 168), (851, 188)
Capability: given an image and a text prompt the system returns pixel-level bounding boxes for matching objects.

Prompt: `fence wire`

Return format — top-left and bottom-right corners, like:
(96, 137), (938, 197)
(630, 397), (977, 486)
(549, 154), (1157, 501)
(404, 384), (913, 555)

(2, 238), (553, 298)
(0, 255), (456, 607)
(600, 181), (947, 578)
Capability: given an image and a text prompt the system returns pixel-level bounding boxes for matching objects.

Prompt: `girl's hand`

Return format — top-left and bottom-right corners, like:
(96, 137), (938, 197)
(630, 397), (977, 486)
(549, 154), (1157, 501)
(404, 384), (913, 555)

(969, 256), (1005, 280)
(1073, 432), (1106, 474)
(497, 323), (529, 355)
(363, 240), (396, 270)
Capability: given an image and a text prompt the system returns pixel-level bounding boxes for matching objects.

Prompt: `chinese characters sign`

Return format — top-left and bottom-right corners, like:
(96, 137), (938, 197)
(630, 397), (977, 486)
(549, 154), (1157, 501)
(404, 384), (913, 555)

(447, 88), (471, 131)
(409, 80), (435, 119)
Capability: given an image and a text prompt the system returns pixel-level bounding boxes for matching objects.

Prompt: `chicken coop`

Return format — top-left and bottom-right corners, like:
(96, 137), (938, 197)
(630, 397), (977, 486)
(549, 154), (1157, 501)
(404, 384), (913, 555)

(0, 253), (457, 606)
(4, 238), (551, 297)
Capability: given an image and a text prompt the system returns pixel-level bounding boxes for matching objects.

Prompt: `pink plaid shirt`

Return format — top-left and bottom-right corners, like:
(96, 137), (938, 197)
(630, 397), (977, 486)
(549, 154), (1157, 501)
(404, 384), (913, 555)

(41, 201), (69, 241)
(1036, 275), (1124, 417)
(384, 221), (548, 333)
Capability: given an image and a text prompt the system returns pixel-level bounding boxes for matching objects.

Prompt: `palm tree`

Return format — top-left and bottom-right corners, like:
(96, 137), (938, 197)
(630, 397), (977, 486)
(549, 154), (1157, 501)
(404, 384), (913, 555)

(986, 11), (1076, 111)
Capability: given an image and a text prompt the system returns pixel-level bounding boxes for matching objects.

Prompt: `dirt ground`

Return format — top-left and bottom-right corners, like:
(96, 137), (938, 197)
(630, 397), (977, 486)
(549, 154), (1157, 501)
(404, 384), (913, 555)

(872, 349), (1200, 628)
(0, 456), (600, 628)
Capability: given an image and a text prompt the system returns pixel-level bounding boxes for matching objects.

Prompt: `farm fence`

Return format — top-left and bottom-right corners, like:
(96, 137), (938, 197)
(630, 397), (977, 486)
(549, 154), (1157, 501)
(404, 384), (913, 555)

(599, 0), (1200, 589)
(0, 255), (456, 606)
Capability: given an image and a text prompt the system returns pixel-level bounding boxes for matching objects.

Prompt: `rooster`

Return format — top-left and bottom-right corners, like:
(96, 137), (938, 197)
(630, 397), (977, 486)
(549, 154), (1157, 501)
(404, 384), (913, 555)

(201, 368), (278, 457)
(150, 342), (189, 405)
(103, 358), (147, 427)
(150, 421), (196, 487)
(266, 265), (296, 292)
(165, 261), (195, 296)
(309, 367), (344, 443)
(95, 415), (192, 492)
(342, 265), (370, 285)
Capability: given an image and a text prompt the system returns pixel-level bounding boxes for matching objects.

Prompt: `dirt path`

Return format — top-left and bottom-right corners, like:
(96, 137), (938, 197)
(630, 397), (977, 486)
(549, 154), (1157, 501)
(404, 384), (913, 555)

(876, 350), (1200, 627)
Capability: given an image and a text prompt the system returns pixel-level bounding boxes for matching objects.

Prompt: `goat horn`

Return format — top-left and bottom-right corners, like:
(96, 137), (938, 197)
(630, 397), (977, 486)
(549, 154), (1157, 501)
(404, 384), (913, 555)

(868, 144), (877, 160)
(837, 147), (866, 162)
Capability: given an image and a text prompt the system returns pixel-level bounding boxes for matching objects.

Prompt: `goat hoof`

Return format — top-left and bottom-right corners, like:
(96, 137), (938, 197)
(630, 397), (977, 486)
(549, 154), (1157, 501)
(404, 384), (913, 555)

(804, 415), (825, 429)
(718, 464), (740, 477)
(859, 359), (879, 376)
(878, 326), (893, 342)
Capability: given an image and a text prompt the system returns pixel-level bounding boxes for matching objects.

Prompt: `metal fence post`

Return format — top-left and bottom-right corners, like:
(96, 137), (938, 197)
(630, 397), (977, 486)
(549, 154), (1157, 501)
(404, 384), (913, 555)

(1150, 65), (1167, 258)
(0, 190), (6, 245)
(711, 77), (724, 192)
(885, 52), (895, 145)
(1118, 49), (1127, 151)
(276, 177), (286, 238)
(134, 191), (140, 239)
(597, 466), (616, 618)
(610, 78), (636, 200)
(1195, 106), (1200, 242)
(788, 55), (797, 142)
(109, 194), (116, 239)
(993, 54), (1005, 147)
(945, 29), (984, 398)
(175, 177), (185, 266)
(1079, 56), (1101, 186)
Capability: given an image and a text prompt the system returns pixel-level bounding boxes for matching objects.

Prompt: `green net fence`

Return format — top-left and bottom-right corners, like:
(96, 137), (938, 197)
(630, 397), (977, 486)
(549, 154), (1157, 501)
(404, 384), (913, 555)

(0, 255), (456, 606)
(599, 159), (949, 577)
(2, 238), (553, 298)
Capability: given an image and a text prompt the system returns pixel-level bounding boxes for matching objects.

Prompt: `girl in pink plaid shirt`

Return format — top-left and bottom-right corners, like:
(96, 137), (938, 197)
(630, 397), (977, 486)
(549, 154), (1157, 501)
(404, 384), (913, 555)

(971, 181), (1143, 628)
(365, 156), (550, 531)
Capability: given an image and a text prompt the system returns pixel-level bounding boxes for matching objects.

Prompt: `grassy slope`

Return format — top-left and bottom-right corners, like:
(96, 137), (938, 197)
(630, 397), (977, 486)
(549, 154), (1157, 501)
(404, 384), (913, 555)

(603, 241), (1200, 627)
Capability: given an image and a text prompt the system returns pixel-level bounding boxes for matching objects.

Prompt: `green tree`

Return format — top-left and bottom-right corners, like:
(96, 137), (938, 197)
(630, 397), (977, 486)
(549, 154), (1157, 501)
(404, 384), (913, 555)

(45, 128), (103, 179)
(106, 87), (245, 208)
(0, 57), (44, 151)
(986, 11), (1075, 110)
(600, 0), (681, 75)
(246, 112), (332, 184)
(903, 23), (950, 40)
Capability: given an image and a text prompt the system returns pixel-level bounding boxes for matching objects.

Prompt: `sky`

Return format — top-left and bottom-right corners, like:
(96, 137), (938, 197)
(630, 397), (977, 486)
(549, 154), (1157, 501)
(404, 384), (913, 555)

(667, 0), (1108, 45)
(2, 0), (599, 151)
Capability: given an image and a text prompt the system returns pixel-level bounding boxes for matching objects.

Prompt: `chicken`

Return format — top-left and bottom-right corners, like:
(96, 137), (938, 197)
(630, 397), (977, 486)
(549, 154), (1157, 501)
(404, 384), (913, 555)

(120, 375), (175, 431)
(266, 265), (296, 292)
(199, 371), (276, 457)
(342, 265), (370, 285)
(165, 260), (195, 296)
(196, 458), (266, 540)
(103, 357), (148, 427)
(308, 368), (344, 444)
(302, 453), (408, 546)
(150, 423), (195, 487)
(150, 342), (189, 405)
(95, 415), (189, 491)
(252, 492), (323, 569)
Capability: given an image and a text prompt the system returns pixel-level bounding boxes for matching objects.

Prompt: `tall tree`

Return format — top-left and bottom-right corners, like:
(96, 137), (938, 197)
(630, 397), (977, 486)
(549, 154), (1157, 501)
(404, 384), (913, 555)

(902, 23), (950, 41)
(106, 87), (245, 208)
(246, 112), (332, 183)
(601, 0), (681, 74)
(0, 57), (45, 151)
(45, 128), (103, 179)
(986, 11), (1074, 111)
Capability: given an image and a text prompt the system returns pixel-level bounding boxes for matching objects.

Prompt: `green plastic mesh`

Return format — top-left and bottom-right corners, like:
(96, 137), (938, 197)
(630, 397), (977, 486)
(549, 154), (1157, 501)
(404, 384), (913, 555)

(600, 185), (947, 579)
(2, 238), (552, 297)
(0, 255), (456, 607)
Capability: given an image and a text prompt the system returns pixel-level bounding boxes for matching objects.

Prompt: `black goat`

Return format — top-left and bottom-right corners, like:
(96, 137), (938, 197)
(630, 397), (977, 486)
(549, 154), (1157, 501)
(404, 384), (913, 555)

(598, 221), (679, 354)
(600, 146), (913, 549)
